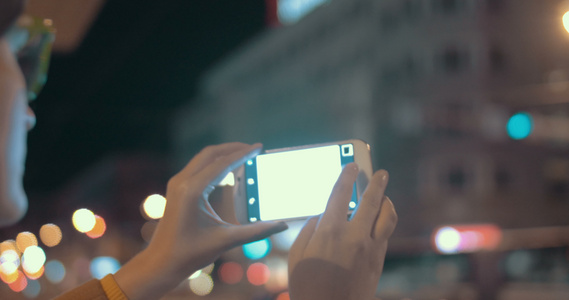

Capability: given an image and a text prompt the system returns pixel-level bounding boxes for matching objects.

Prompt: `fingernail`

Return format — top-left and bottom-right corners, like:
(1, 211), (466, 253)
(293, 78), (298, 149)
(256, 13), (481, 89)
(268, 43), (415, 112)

(379, 170), (389, 186)
(272, 222), (289, 232)
(345, 162), (358, 172)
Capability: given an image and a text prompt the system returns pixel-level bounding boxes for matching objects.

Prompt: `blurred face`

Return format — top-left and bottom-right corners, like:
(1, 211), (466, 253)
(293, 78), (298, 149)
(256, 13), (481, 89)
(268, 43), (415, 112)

(0, 37), (36, 226)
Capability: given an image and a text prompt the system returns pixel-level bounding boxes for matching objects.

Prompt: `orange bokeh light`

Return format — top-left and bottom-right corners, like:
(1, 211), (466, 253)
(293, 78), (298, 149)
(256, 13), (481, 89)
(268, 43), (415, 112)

(276, 292), (290, 300)
(0, 240), (19, 255)
(24, 265), (45, 280)
(16, 232), (37, 253)
(0, 269), (19, 284)
(86, 215), (107, 239)
(39, 224), (62, 247)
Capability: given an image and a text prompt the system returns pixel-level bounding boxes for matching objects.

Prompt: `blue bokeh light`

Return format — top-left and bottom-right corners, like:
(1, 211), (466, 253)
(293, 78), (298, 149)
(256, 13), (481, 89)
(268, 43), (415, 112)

(507, 112), (533, 140)
(22, 279), (41, 298)
(90, 256), (121, 279)
(45, 260), (66, 283)
(242, 238), (272, 260)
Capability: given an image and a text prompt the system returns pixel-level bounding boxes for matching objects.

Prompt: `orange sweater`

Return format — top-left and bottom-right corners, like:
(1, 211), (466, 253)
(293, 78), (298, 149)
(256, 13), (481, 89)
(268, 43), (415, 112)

(53, 274), (128, 300)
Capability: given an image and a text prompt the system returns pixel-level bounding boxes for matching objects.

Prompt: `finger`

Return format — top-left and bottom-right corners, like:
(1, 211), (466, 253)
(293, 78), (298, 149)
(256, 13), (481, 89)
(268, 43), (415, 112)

(194, 144), (263, 191)
(209, 186), (240, 225)
(318, 163), (358, 228)
(181, 142), (257, 176)
(224, 221), (288, 250)
(351, 170), (389, 234)
(288, 216), (319, 271)
(372, 197), (398, 241)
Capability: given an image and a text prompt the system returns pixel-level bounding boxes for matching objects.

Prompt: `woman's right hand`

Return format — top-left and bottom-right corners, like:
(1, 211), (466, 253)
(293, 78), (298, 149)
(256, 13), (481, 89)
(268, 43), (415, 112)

(288, 163), (398, 300)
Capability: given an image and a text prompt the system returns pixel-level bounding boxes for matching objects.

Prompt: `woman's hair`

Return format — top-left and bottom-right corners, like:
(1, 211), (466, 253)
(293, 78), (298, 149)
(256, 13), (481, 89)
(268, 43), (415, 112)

(0, 0), (25, 38)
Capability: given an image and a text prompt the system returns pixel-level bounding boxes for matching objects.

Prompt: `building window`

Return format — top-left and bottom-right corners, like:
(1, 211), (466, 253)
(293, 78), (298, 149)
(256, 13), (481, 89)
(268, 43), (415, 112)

(437, 47), (469, 73)
(494, 167), (510, 191)
(380, 11), (399, 32)
(489, 46), (506, 72)
(543, 159), (569, 200)
(402, 0), (422, 19)
(432, 0), (463, 15)
(381, 66), (401, 86)
(403, 55), (421, 78)
(448, 167), (466, 189)
(486, 0), (504, 13)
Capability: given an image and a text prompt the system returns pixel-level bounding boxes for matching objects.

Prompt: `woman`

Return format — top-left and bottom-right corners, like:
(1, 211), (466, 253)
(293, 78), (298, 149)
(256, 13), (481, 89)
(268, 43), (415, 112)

(0, 1), (397, 299)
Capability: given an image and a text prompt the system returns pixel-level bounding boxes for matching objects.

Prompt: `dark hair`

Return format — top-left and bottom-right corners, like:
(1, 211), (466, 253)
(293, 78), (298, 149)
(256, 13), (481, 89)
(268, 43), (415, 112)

(0, 0), (25, 38)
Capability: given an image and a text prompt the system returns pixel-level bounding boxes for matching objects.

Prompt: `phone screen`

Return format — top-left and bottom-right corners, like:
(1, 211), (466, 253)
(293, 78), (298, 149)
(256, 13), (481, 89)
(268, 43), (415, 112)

(244, 143), (356, 222)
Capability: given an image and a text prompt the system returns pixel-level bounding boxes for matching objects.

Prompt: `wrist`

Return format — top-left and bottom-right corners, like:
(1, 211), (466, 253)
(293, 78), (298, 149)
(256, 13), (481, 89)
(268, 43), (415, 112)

(113, 248), (184, 300)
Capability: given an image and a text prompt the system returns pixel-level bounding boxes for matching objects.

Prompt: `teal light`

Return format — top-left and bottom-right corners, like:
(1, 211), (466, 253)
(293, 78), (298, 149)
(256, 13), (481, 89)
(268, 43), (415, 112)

(242, 238), (271, 260)
(90, 256), (121, 279)
(507, 112), (533, 140)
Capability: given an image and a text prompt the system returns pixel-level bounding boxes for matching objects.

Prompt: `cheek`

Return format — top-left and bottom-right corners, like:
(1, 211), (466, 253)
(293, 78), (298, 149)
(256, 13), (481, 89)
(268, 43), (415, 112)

(0, 90), (29, 225)
(0, 40), (29, 224)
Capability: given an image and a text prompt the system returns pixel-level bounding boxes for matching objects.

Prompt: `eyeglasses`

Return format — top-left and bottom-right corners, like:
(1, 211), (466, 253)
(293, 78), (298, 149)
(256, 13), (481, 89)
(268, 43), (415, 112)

(5, 16), (56, 101)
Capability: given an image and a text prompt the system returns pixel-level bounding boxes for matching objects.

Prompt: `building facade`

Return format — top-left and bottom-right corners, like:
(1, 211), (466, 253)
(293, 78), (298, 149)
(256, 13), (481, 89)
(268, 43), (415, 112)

(174, 0), (569, 238)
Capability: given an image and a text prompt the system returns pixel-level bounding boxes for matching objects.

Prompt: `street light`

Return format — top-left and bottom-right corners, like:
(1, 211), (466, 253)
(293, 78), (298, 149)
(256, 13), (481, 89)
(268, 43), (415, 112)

(562, 11), (569, 34)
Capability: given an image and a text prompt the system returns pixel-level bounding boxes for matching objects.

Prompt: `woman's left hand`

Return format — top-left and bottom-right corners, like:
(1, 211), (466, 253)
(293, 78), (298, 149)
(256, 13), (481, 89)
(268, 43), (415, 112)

(114, 143), (288, 300)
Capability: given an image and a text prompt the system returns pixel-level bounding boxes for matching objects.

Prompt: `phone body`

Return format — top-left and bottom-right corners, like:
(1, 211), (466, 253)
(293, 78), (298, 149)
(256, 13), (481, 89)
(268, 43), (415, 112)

(233, 139), (373, 223)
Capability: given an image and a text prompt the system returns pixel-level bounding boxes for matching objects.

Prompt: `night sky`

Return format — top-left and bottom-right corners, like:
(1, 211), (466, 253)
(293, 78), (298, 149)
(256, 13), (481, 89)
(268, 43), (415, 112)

(24, 0), (268, 193)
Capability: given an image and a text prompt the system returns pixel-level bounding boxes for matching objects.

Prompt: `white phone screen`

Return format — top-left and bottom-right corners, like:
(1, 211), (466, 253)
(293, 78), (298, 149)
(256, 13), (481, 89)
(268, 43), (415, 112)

(244, 144), (356, 222)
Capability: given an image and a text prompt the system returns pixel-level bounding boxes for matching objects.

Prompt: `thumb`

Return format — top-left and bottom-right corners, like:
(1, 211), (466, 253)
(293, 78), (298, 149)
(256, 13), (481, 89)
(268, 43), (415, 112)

(225, 221), (288, 249)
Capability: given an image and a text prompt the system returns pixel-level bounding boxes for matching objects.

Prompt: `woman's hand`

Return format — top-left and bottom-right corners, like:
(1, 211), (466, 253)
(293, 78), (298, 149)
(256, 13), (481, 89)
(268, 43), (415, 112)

(288, 163), (397, 300)
(114, 142), (288, 300)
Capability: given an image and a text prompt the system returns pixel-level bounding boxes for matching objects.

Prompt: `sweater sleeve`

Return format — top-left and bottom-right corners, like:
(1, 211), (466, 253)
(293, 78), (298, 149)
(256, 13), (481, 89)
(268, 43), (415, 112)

(52, 274), (128, 300)
(100, 274), (128, 300)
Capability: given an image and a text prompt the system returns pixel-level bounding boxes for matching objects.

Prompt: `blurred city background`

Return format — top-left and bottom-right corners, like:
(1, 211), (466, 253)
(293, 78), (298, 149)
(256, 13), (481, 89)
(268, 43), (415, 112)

(2, 0), (569, 299)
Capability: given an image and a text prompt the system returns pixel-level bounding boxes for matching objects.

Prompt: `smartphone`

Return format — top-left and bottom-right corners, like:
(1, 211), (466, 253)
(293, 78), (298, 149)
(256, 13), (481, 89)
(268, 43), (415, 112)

(233, 139), (373, 223)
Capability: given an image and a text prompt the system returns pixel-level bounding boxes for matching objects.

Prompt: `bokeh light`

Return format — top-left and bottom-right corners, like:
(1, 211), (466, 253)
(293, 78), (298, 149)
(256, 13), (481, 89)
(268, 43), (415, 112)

(246, 262), (270, 286)
(90, 256), (121, 279)
(0, 266), (19, 284)
(22, 246), (46, 274)
(189, 273), (214, 296)
(22, 279), (41, 298)
(433, 224), (502, 254)
(189, 270), (202, 280)
(16, 232), (38, 253)
(72, 208), (96, 233)
(44, 260), (66, 283)
(201, 263), (214, 275)
(24, 266), (44, 280)
(242, 238), (271, 260)
(218, 262), (243, 284)
(434, 227), (461, 254)
(0, 240), (19, 255)
(189, 263), (215, 280)
(276, 292), (290, 300)
(218, 172), (235, 186)
(8, 271), (27, 292)
(142, 194), (167, 219)
(39, 224), (62, 247)
(0, 249), (20, 276)
(140, 221), (157, 243)
(563, 11), (569, 34)
(265, 257), (288, 292)
(504, 250), (533, 278)
(86, 215), (107, 239)
(272, 221), (304, 251)
(507, 112), (533, 140)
